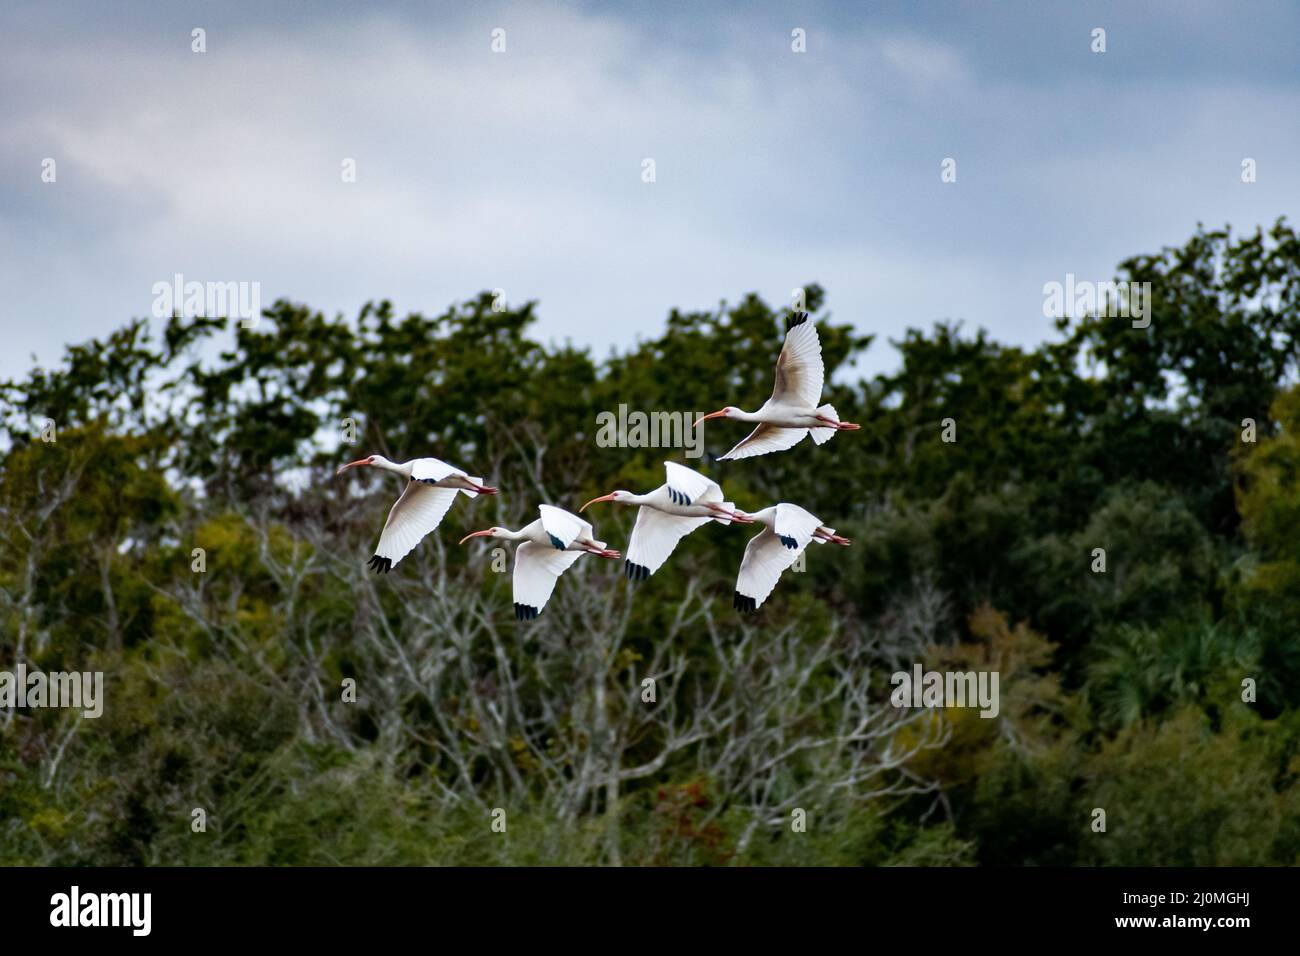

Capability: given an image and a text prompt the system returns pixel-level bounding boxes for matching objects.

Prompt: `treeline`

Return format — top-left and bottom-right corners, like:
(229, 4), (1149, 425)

(3, 220), (1300, 865)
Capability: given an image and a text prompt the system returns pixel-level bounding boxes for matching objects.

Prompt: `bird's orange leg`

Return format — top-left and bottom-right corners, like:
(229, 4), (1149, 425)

(815, 415), (861, 431)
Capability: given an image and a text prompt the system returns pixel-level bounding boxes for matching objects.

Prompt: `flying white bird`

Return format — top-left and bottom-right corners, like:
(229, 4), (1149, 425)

(695, 312), (860, 461)
(580, 461), (756, 582)
(459, 504), (619, 619)
(733, 503), (850, 613)
(337, 454), (497, 573)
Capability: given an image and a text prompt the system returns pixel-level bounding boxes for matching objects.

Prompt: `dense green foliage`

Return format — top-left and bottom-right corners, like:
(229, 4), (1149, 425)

(4, 220), (1300, 865)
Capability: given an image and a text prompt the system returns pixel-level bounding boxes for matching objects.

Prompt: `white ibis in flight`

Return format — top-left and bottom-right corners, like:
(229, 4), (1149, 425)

(336, 454), (497, 573)
(459, 504), (620, 619)
(695, 312), (860, 461)
(580, 460), (755, 582)
(733, 503), (850, 613)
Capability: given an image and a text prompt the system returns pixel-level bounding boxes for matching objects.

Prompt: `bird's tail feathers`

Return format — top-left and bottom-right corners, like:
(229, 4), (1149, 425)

(460, 475), (485, 497)
(809, 405), (840, 446)
(712, 501), (737, 525)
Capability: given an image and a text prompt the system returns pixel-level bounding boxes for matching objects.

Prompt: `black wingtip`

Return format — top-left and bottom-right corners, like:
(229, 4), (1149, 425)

(624, 561), (651, 582)
(367, 555), (393, 573)
(514, 603), (541, 621)
(733, 591), (758, 614)
(549, 533), (566, 550)
(786, 311), (809, 332)
(778, 534), (798, 550)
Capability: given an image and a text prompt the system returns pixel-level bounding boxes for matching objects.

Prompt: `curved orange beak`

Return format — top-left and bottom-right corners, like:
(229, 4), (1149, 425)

(458, 529), (494, 545)
(693, 409), (728, 428)
(336, 458), (370, 475)
(580, 493), (618, 513)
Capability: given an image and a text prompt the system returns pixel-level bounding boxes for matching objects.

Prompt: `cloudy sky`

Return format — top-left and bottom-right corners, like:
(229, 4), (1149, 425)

(2, 0), (1297, 381)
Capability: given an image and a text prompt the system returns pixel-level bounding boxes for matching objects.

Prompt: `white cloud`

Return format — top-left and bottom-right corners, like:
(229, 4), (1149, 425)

(0, 2), (1297, 386)
(878, 35), (971, 95)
